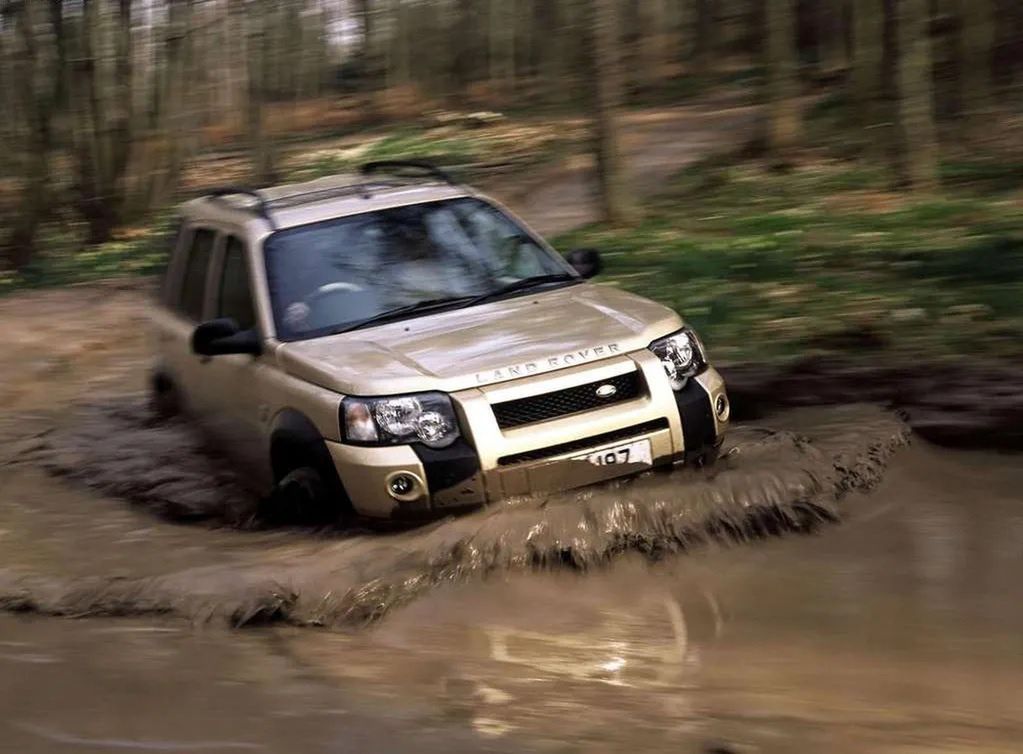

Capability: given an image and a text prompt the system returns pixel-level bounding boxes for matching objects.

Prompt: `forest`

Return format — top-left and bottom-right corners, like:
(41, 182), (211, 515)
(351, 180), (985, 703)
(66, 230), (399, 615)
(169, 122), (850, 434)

(1, 0), (1021, 298)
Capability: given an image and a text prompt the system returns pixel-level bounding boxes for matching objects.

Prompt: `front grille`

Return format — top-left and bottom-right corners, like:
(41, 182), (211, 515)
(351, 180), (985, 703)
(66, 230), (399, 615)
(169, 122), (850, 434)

(498, 419), (669, 466)
(492, 371), (643, 429)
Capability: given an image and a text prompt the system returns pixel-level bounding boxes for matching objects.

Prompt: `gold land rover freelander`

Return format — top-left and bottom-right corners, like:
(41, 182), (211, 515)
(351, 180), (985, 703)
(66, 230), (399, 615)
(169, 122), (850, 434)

(151, 161), (730, 521)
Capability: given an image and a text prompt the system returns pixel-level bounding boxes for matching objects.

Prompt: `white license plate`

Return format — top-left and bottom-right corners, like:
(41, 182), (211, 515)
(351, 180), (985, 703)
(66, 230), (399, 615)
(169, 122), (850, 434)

(573, 439), (653, 467)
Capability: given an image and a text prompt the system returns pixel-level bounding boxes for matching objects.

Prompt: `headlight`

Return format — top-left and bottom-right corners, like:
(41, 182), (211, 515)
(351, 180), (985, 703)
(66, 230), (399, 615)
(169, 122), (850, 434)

(648, 328), (706, 390)
(341, 392), (460, 448)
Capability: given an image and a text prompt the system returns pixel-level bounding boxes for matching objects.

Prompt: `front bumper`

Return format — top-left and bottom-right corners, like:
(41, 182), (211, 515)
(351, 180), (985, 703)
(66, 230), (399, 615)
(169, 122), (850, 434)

(328, 353), (728, 519)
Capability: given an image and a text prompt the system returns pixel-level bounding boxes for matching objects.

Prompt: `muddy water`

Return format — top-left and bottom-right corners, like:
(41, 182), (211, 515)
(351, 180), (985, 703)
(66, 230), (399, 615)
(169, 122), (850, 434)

(5, 402), (905, 626)
(304, 443), (1023, 753)
(2, 440), (1021, 753)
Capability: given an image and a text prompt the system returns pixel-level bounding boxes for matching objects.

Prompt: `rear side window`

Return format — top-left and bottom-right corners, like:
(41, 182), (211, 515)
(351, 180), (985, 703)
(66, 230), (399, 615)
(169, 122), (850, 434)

(178, 229), (216, 320)
(217, 237), (257, 331)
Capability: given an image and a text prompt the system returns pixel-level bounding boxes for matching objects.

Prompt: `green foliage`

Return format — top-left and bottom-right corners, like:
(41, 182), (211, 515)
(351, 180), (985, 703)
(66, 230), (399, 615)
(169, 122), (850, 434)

(363, 129), (481, 165)
(940, 160), (1023, 193)
(0, 211), (178, 294)
(285, 129), (483, 181)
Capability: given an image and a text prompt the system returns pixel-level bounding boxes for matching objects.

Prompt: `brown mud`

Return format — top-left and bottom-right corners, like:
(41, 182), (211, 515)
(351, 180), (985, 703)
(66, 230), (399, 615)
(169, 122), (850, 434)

(725, 356), (1023, 450)
(3, 402), (907, 628)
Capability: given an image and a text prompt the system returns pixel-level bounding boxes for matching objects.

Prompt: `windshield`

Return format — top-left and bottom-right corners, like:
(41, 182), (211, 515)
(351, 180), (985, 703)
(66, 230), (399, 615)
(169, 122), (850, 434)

(263, 198), (577, 341)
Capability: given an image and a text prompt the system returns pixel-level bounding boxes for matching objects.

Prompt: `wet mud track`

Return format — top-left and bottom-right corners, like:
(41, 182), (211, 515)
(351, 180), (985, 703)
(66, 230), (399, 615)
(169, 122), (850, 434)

(3, 400), (908, 629)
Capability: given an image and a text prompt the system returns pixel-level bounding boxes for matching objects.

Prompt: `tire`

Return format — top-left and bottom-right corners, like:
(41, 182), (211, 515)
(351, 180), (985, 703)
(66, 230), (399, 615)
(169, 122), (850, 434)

(695, 445), (721, 468)
(273, 465), (330, 525)
(268, 455), (353, 527)
(149, 373), (181, 420)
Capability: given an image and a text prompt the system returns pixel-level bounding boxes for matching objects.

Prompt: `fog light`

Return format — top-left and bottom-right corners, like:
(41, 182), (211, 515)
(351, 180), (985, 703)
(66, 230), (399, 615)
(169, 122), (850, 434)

(386, 472), (424, 502)
(715, 394), (730, 421)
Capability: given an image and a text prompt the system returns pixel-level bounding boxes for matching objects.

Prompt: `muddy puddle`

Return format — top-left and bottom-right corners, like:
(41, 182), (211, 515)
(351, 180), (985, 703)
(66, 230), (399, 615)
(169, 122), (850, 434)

(2, 440), (1021, 753)
(2, 401), (907, 628)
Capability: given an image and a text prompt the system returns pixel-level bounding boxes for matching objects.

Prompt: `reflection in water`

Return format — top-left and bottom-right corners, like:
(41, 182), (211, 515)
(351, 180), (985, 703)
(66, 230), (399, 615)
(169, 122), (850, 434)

(268, 444), (1023, 752)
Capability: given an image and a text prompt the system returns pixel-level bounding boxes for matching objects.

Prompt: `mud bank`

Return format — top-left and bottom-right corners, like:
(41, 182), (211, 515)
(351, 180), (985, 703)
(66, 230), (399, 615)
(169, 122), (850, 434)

(724, 356), (1023, 450)
(3, 403), (909, 629)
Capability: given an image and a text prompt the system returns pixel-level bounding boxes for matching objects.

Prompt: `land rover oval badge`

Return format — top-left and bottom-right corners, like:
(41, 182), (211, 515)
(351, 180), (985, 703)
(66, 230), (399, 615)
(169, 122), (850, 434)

(596, 383), (618, 399)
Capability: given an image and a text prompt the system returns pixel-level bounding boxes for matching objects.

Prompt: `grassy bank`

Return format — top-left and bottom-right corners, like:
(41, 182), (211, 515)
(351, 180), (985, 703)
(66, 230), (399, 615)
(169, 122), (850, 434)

(558, 156), (1023, 363)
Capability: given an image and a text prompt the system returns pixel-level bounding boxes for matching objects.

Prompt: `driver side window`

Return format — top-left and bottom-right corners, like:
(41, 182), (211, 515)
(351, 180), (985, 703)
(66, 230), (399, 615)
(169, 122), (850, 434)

(217, 236), (257, 331)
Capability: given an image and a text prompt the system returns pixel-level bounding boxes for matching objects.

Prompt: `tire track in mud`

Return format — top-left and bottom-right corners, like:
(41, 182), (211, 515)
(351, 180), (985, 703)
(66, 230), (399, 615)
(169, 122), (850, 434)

(1, 401), (909, 629)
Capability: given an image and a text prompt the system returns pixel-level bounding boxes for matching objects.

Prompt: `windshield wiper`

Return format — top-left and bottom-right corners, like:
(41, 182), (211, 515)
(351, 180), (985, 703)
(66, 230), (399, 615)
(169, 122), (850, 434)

(327, 297), (474, 335)
(465, 273), (581, 306)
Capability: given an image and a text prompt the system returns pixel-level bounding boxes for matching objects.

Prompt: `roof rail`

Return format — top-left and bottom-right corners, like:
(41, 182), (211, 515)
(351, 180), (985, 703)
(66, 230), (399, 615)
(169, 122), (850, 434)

(360, 160), (457, 186)
(204, 186), (278, 230)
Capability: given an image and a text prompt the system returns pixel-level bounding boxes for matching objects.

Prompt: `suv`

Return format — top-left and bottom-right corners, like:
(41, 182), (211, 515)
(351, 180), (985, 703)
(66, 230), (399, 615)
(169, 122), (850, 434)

(152, 162), (729, 521)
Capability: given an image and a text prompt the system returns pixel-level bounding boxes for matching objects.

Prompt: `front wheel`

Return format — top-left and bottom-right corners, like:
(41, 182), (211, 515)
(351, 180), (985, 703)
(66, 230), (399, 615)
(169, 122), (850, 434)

(149, 372), (181, 420)
(267, 456), (355, 527)
(694, 444), (721, 468)
(276, 466), (326, 520)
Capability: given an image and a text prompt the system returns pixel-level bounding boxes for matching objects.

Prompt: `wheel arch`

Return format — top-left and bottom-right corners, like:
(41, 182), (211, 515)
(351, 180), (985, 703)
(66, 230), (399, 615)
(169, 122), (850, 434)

(269, 408), (329, 480)
(268, 409), (352, 510)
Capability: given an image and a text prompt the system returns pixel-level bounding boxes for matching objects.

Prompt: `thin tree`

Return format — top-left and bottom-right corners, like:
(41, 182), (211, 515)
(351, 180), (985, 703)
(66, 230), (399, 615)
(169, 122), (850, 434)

(247, 0), (275, 184)
(2, 0), (60, 270)
(71, 0), (136, 245)
(851, 0), (884, 124)
(959, 0), (995, 117)
(355, 0), (382, 111)
(690, 0), (714, 75)
(818, 0), (849, 73)
(765, 0), (801, 161)
(894, 0), (939, 190)
(590, 0), (635, 223)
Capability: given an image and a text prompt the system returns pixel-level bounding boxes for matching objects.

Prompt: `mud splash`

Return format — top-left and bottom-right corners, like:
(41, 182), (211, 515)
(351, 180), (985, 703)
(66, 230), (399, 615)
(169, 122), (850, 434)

(2, 402), (909, 629)
(20, 399), (260, 527)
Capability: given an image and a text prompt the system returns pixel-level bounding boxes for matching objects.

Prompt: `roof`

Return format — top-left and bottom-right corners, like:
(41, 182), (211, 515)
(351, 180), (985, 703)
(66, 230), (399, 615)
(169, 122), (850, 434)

(181, 162), (474, 234)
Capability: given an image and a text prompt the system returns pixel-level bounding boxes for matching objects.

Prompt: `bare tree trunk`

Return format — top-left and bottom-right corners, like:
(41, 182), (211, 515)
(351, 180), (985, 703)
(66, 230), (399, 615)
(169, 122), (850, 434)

(148, 0), (193, 208)
(452, 0), (475, 102)
(356, 0), (383, 109)
(851, 0), (884, 124)
(894, 0), (939, 190)
(534, 0), (564, 105)
(590, 0), (635, 224)
(247, 0), (275, 184)
(622, 0), (642, 95)
(505, 0), (518, 93)
(959, 0), (995, 116)
(765, 0), (801, 161)
(3, 0), (59, 270)
(72, 0), (136, 245)
(691, 0), (714, 74)
(678, 0), (695, 63)
(387, 0), (411, 89)
(819, 0), (849, 72)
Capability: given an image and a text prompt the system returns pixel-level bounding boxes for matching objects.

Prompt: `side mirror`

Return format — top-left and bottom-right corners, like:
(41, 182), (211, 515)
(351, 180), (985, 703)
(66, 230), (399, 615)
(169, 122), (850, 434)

(192, 318), (262, 357)
(565, 248), (603, 279)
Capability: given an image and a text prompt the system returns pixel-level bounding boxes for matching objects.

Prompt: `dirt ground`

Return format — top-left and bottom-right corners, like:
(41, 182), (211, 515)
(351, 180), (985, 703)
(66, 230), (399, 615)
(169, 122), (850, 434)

(1, 100), (1022, 753)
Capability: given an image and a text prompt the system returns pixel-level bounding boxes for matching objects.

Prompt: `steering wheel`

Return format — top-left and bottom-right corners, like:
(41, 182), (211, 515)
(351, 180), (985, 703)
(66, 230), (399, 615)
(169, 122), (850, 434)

(289, 282), (368, 331)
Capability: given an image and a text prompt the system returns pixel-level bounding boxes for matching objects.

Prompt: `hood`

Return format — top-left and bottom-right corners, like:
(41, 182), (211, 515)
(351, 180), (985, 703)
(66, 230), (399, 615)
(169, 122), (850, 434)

(276, 284), (683, 396)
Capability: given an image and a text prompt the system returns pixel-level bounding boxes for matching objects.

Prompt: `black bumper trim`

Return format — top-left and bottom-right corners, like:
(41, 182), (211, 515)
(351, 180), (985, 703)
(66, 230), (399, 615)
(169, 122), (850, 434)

(412, 438), (482, 494)
(674, 379), (717, 460)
